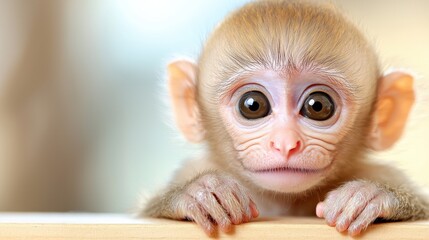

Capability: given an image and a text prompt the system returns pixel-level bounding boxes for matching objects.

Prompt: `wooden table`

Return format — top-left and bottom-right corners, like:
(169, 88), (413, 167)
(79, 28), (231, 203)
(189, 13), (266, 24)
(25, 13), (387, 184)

(0, 213), (428, 239)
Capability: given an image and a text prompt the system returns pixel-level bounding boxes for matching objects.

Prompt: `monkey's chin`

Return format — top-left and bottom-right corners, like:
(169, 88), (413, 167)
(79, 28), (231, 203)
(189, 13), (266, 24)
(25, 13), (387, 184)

(247, 167), (328, 193)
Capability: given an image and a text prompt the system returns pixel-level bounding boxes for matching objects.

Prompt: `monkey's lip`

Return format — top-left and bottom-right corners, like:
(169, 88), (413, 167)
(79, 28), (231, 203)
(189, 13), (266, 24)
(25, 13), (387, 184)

(245, 164), (332, 193)
(249, 166), (329, 174)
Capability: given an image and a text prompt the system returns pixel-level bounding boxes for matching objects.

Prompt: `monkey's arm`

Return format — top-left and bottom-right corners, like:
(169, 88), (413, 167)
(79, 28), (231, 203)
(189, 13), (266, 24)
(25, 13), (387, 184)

(141, 159), (259, 236)
(317, 162), (429, 236)
(379, 182), (429, 221)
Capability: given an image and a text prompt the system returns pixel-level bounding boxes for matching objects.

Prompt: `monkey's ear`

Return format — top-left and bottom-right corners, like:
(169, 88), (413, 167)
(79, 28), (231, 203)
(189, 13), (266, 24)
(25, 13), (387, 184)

(167, 59), (205, 143)
(368, 71), (415, 151)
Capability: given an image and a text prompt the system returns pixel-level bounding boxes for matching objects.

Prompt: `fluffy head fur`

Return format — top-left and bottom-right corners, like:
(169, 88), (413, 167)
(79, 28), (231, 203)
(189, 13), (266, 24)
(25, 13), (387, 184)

(196, 0), (380, 192)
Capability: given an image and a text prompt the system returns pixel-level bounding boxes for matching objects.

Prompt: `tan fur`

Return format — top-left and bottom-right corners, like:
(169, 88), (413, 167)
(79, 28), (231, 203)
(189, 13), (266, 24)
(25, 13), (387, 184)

(142, 0), (428, 236)
(197, 0), (379, 167)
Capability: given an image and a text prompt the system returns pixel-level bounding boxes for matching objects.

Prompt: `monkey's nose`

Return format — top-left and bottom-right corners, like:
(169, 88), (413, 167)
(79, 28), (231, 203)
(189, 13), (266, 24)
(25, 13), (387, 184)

(270, 130), (302, 159)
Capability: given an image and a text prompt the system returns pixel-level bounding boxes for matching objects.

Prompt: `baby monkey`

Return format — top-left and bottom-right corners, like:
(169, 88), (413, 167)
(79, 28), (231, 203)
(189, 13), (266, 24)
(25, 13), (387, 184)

(142, 0), (429, 236)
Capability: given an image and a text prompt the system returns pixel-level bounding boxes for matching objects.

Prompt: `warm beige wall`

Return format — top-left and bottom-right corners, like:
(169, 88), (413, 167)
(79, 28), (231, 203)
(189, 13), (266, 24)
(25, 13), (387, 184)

(329, 0), (429, 187)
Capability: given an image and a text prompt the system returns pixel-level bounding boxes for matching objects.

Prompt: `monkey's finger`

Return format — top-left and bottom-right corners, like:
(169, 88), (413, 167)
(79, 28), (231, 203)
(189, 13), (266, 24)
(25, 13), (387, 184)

(250, 199), (259, 218)
(194, 190), (233, 233)
(198, 176), (246, 225)
(336, 188), (379, 232)
(316, 202), (324, 218)
(231, 183), (253, 221)
(347, 196), (383, 236)
(324, 196), (348, 226)
(324, 182), (363, 226)
(182, 195), (216, 236)
(215, 188), (245, 225)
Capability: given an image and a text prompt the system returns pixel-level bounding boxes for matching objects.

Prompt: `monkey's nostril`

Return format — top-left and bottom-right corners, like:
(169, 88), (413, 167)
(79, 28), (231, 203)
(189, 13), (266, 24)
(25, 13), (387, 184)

(270, 139), (301, 159)
(288, 141), (301, 158)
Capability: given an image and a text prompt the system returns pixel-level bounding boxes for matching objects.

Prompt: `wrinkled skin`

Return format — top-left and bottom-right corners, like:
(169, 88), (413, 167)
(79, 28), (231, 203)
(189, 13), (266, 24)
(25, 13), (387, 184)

(161, 172), (259, 236)
(317, 180), (398, 236)
(183, 173), (259, 235)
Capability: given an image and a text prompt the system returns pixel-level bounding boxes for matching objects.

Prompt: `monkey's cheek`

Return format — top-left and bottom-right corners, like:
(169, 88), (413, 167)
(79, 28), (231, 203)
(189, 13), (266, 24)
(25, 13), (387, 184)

(248, 170), (326, 193)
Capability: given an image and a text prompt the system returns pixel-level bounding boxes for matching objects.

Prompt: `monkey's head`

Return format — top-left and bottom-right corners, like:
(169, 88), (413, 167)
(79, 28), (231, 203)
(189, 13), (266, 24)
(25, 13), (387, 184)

(167, 1), (415, 193)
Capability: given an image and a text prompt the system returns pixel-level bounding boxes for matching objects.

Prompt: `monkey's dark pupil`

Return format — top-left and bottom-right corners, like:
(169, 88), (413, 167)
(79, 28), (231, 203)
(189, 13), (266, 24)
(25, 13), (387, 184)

(238, 91), (271, 120)
(299, 91), (335, 121)
(311, 101), (323, 112)
(245, 98), (260, 111)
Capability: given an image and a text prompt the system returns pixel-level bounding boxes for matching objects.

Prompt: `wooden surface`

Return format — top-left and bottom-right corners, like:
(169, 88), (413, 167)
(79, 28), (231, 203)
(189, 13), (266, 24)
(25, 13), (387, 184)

(0, 213), (428, 239)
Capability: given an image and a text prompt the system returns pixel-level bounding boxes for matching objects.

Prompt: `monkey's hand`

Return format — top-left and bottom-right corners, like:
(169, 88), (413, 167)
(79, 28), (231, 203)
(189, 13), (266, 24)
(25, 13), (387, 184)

(144, 171), (259, 236)
(316, 180), (428, 236)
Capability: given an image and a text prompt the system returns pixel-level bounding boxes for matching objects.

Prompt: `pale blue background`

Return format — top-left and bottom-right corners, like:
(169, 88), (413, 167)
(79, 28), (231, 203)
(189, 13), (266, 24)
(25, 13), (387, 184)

(74, 0), (251, 211)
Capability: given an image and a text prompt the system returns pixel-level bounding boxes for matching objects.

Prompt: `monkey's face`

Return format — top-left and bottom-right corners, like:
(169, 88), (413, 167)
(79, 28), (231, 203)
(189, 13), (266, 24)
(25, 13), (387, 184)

(168, 1), (412, 197)
(217, 69), (360, 193)
(192, 1), (380, 194)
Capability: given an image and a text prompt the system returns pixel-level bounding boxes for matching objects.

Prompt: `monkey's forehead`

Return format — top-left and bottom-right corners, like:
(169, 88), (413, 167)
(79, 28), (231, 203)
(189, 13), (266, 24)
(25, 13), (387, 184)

(197, 0), (380, 97)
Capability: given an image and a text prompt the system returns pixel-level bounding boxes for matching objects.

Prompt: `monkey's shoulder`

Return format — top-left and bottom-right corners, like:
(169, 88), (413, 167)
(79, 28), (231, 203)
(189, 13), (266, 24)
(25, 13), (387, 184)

(350, 160), (412, 187)
(169, 157), (222, 185)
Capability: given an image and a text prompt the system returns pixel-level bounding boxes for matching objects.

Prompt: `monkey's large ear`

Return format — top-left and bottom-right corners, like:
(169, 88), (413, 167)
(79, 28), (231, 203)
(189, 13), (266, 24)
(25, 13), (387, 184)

(167, 59), (205, 143)
(368, 72), (415, 151)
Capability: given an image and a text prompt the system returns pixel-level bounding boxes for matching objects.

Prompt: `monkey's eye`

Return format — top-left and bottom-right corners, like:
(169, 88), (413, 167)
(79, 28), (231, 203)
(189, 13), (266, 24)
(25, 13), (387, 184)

(238, 91), (271, 119)
(300, 92), (335, 121)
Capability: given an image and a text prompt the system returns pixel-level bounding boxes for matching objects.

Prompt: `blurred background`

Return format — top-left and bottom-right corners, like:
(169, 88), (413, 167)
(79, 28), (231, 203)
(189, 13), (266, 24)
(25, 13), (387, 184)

(0, 0), (428, 213)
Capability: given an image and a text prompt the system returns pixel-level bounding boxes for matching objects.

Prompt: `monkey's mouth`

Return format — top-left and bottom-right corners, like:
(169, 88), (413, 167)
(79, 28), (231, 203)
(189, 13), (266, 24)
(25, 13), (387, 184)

(245, 165), (332, 193)
(253, 166), (326, 174)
